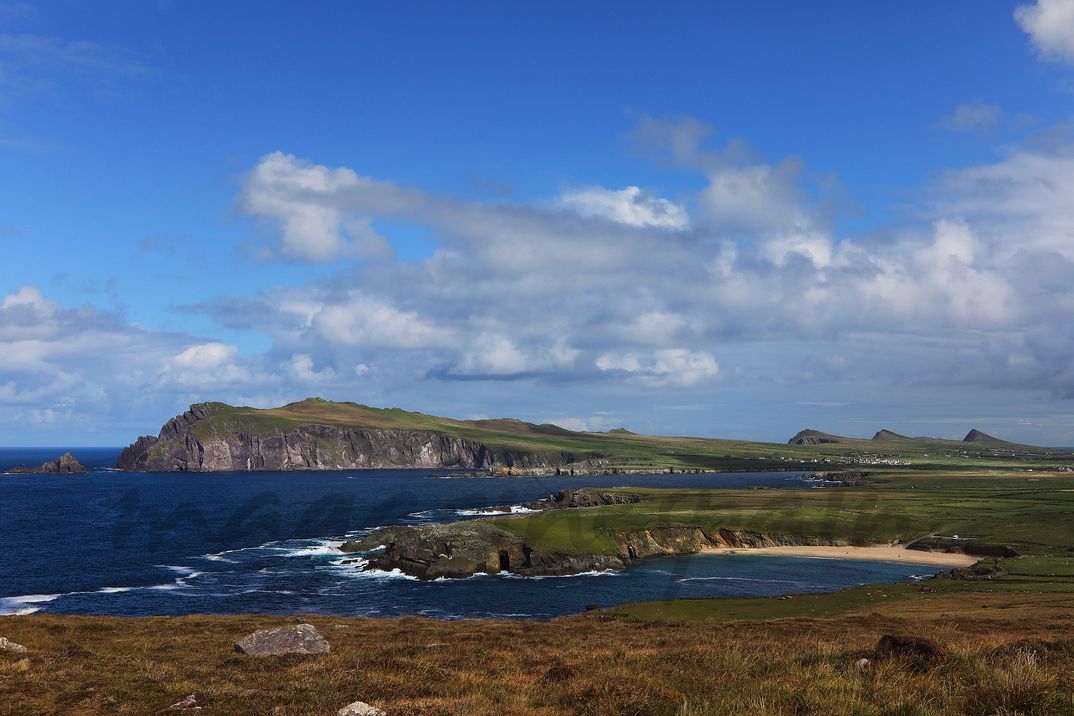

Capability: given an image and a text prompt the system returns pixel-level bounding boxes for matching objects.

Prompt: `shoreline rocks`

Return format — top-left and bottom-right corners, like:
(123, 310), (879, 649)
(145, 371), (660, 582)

(343, 489), (842, 580)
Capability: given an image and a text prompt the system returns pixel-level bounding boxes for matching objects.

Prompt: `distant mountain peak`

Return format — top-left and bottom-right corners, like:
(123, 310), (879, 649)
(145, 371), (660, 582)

(788, 429), (843, 445)
(963, 428), (1010, 445)
(872, 429), (910, 441)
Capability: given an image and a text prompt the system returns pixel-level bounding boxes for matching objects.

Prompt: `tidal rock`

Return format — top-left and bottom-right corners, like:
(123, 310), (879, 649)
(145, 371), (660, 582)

(0, 636), (28, 654)
(234, 623), (330, 656)
(337, 701), (387, 716)
(9, 452), (86, 474)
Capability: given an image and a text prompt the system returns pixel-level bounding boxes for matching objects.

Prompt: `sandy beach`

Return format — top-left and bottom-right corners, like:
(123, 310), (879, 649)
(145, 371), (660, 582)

(701, 545), (979, 567)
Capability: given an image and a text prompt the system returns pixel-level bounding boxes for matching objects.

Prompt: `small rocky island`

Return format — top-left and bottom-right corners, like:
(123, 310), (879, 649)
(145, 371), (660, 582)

(9, 452), (87, 474)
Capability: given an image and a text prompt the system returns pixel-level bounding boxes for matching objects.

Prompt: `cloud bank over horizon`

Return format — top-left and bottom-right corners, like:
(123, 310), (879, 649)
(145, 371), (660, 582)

(3, 1), (1074, 446)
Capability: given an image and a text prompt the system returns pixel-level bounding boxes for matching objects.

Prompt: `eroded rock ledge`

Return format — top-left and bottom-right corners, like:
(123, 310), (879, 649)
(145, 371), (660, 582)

(341, 489), (840, 579)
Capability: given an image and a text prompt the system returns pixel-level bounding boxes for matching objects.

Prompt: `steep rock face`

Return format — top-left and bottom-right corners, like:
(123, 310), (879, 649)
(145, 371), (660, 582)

(116, 403), (569, 472)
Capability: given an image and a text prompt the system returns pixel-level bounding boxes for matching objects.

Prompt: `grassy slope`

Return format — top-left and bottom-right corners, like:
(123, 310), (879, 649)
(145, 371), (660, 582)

(2, 600), (1073, 715)
(187, 398), (1074, 471)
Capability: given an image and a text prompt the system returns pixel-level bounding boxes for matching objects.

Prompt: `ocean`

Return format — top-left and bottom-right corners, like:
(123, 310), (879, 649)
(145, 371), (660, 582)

(0, 448), (938, 619)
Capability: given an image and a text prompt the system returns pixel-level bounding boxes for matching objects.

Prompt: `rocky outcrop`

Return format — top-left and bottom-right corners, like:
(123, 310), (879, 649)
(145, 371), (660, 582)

(346, 515), (840, 580)
(9, 452), (86, 474)
(117, 403), (585, 472)
(532, 489), (644, 510)
(234, 623), (330, 656)
(344, 521), (626, 579)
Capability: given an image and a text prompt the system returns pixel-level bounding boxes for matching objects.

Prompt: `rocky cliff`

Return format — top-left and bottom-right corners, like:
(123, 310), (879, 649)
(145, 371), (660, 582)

(116, 403), (581, 472)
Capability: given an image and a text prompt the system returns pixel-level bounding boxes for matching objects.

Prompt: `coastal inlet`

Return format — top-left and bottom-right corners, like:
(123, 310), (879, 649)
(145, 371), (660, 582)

(0, 460), (942, 619)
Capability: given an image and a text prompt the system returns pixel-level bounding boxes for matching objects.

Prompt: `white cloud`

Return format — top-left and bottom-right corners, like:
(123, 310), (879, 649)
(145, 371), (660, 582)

(285, 354), (336, 383)
(311, 293), (454, 349)
(596, 349), (719, 388)
(1015, 0), (1074, 63)
(451, 335), (580, 377)
(557, 186), (689, 229)
(161, 342), (252, 388)
(240, 151), (402, 262)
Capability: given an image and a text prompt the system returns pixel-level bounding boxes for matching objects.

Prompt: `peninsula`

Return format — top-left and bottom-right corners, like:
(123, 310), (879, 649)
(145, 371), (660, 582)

(115, 398), (1074, 473)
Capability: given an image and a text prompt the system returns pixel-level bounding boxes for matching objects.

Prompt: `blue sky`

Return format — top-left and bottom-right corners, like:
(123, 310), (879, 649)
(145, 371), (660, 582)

(4, 0), (1074, 446)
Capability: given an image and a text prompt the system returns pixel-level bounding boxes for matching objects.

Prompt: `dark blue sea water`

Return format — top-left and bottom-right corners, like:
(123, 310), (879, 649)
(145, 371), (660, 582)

(0, 448), (938, 619)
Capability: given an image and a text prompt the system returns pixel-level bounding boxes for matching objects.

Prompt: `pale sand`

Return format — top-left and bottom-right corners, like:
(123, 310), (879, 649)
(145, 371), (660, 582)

(700, 545), (978, 567)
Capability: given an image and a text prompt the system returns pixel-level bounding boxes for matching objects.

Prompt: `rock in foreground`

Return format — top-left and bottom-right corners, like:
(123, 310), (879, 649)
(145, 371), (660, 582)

(338, 701), (387, 716)
(234, 623), (330, 656)
(0, 636), (28, 654)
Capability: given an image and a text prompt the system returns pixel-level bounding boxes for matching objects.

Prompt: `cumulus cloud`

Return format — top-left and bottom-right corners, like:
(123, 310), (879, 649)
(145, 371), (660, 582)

(1015, 0), (1074, 63)
(449, 336), (580, 378)
(596, 349), (719, 388)
(556, 186), (689, 229)
(240, 151), (400, 262)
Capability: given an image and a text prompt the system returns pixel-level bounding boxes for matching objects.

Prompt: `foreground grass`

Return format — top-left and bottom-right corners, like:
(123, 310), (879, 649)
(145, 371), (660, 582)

(2, 595), (1073, 715)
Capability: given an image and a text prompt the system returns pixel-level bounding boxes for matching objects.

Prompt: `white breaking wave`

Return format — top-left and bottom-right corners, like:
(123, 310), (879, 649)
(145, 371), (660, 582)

(0, 593), (60, 615)
(503, 569), (622, 580)
(455, 505), (540, 516)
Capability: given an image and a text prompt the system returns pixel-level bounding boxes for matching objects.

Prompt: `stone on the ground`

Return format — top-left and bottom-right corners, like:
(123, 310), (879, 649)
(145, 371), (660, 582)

(234, 623), (330, 656)
(165, 693), (201, 710)
(0, 637), (28, 654)
(337, 700), (387, 716)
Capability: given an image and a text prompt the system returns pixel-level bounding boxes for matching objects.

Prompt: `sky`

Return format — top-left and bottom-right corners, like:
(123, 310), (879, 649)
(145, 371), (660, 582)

(4, 1), (1074, 447)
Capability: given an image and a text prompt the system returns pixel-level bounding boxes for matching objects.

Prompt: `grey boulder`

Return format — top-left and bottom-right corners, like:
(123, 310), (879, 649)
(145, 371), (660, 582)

(0, 637), (28, 654)
(234, 623), (330, 656)
(337, 701), (387, 716)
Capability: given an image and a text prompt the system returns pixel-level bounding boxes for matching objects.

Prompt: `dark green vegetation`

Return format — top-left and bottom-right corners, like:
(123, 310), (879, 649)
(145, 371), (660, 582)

(491, 471), (1074, 558)
(161, 397), (1074, 472)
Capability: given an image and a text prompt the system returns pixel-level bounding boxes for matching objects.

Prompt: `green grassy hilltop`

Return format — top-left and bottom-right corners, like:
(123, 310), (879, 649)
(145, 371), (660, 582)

(178, 397), (1074, 473)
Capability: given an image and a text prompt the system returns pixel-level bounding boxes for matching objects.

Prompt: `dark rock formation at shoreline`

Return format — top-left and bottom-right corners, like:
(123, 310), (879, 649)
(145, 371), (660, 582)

(116, 403), (590, 472)
(341, 489), (841, 579)
(9, 452), (86, 474)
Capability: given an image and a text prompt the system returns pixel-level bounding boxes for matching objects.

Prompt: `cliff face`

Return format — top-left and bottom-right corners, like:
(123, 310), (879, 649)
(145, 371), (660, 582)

(116, 403), (571, 472)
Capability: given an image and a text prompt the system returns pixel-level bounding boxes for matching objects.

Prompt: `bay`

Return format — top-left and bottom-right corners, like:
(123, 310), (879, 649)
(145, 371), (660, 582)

(0, 448), (936, 619)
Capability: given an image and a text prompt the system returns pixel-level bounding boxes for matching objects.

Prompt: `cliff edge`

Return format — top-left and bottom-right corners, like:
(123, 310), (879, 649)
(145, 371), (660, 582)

(116, 400), (596, 472)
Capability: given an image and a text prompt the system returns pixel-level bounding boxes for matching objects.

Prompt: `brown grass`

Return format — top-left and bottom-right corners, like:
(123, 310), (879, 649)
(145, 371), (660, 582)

(2, 593), (1073, 715)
